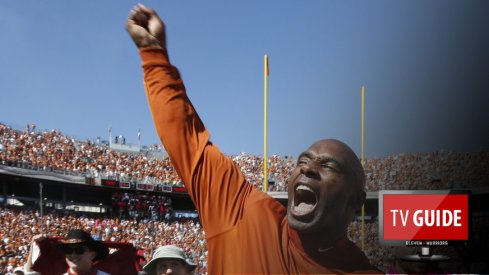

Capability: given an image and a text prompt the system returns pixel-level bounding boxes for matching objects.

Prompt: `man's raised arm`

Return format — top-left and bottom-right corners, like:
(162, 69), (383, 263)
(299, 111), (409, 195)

(126, 4), (208, 184)
(125, 4), (256, 238)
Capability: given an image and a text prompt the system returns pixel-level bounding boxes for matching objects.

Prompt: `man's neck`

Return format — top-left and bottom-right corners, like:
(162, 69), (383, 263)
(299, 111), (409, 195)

(300, 231), (348, 255)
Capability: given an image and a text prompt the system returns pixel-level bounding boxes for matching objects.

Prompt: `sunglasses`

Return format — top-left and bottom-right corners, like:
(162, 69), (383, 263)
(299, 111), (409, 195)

(61, 246), (88, 255)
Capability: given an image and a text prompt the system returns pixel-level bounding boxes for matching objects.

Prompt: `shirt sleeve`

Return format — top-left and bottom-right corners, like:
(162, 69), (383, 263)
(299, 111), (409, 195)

(140, 47), (256, 238)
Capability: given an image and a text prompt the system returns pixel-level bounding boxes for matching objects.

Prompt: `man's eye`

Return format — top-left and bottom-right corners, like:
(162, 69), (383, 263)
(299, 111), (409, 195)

(321, 162), (335, 170)
(298, 159), (308, 165)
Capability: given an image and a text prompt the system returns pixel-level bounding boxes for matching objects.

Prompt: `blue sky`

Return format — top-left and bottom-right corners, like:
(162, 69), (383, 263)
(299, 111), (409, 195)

(1, 0), (488, 158)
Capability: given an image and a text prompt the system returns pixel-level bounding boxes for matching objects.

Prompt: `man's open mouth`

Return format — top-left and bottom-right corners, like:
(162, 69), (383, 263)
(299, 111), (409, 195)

(291, 184), (318, 217)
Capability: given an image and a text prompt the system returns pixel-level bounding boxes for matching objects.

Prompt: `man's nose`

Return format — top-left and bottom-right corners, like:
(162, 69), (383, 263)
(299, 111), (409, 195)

(300, 161), (319, 178)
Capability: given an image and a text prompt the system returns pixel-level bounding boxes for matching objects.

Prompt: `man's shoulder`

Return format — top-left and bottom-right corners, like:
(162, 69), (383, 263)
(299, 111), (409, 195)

(96, 270), (110, 275)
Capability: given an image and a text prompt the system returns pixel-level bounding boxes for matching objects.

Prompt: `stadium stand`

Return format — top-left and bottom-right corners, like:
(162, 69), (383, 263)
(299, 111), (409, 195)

(1, 122), (488, 193)
(1, 122), (488, 273)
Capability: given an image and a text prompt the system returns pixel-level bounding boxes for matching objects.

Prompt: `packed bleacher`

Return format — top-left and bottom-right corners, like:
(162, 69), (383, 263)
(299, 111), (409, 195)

(0, 123), (181, 188)
(363, 151), (489, 191)
(111, 192), (173, 222)
(0, 206), (397, 273)
(2, 205), (487, 274)
(1, 122), (489, 274)
(0, 206), (208, 274)
(2, 122), (488, 192)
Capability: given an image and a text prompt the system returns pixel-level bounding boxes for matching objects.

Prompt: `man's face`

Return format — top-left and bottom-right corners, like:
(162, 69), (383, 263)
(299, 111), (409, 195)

(155, 259), (190, 275)
(287, 139), (363, 239)
(64, 246), (96, 274)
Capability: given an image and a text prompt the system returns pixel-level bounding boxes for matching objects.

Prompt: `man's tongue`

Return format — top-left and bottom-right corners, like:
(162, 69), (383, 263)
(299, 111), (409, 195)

(294, 202), (314, 214)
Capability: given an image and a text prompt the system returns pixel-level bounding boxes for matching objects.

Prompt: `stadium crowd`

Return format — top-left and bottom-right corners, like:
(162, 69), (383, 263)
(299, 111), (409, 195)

(1, 122), (489, 273)
(111, 192), (173, 222)
(1, 122), (488, 192)
(2, 205), (486, 274)
(0, 123), (181, 187)
(0, 206), (208, 274)
(0, 207), (386, 274)
(363, 151), (489, 191)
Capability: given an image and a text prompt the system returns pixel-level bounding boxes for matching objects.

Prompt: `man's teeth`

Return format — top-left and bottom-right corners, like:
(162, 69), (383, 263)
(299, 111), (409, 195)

(296, 185), (312, 192)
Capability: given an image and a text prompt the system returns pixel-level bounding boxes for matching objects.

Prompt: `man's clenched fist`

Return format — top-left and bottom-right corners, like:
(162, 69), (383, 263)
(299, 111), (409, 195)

(126, 3), (166, 48)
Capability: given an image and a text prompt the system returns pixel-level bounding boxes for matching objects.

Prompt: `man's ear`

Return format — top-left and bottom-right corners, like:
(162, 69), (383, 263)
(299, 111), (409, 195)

(89, 250), (97, 261)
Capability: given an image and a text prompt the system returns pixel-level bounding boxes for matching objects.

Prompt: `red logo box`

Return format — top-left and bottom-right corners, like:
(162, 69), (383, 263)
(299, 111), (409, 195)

(380, 191), (469, 243)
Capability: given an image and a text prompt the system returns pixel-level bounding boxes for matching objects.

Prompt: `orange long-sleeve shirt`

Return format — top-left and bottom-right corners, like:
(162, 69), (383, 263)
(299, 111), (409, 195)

(140, 47), (380, 274)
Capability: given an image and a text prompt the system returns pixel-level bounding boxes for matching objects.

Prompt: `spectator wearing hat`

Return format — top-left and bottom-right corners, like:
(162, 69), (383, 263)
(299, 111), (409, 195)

(24, 230), (111, 275)
(56, 229), (110, 275)
(143, 245), (196, 275)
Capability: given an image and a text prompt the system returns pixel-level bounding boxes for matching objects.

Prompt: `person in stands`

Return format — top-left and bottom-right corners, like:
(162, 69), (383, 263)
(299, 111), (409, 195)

(142, 245), (197, 275)
(24, 229), (110, 275)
